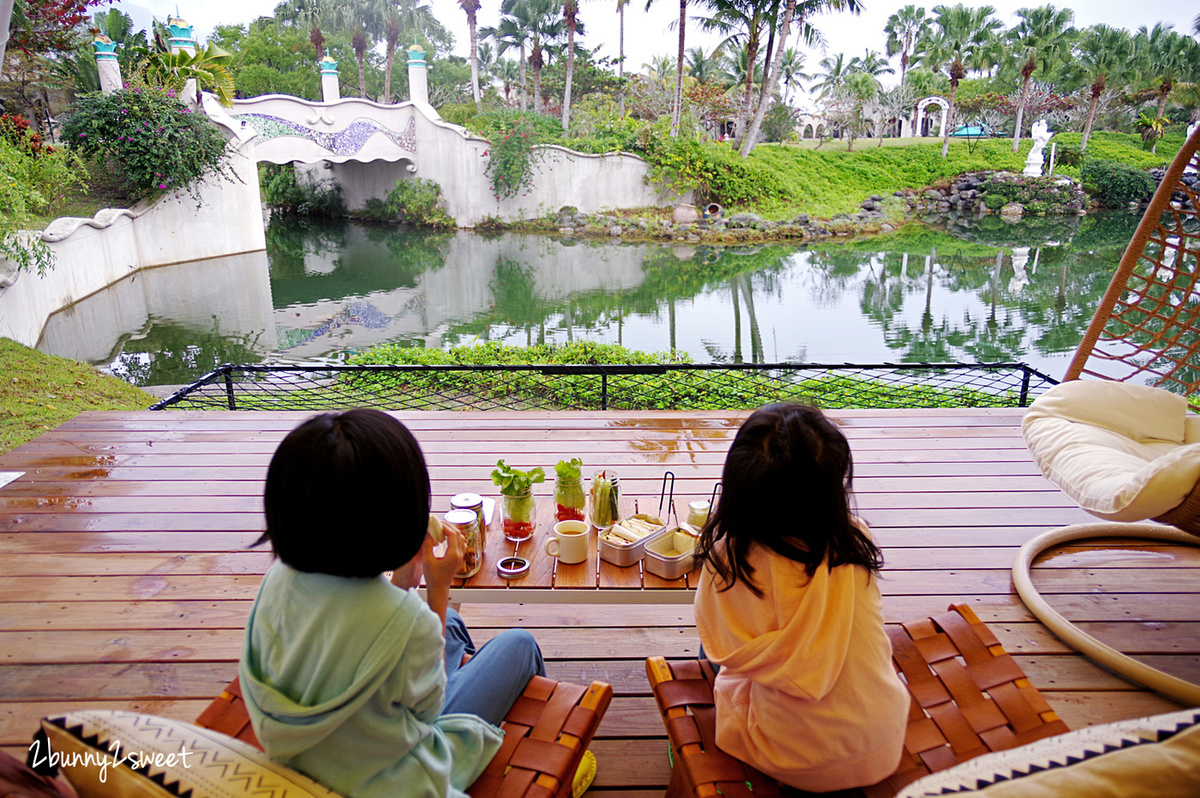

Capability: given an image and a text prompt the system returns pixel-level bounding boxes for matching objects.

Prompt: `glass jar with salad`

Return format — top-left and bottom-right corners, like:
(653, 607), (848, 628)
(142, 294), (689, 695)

(554, 458), (586, 522)
(492, 460), (545, 542)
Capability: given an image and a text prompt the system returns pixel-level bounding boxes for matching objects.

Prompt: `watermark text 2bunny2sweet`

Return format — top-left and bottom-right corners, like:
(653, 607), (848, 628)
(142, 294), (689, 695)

(28, 736), (194, 783)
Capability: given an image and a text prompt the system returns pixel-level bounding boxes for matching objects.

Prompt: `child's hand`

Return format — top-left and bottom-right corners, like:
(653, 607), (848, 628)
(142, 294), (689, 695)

(422, 519), (465, 594)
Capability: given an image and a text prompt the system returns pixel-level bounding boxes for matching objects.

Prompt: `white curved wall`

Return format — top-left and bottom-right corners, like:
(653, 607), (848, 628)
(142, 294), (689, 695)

(232, 95), (688, 226)
(0, 133), (266, 349)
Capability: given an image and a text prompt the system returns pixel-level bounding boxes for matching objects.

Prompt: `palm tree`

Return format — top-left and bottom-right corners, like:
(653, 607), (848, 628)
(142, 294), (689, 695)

(686, 46), (721, 84)
(616, 0), (631, 114)
(849, 48), (895, 78)
(645, 54), (676, 78)
(351, 27), (369, 97)
(719, 43), (763, 95)
(696, 0), (771, 141)
(141, 43), (238, 106)
(561, 0), (581, 129)
(383, 12), (401, 103)
(838, 70), (879, 150)
(777, 47), (808, 101)
(1135, 24), (1197, 129)
(493, 57), (520, 102)
(924, 3), (1002, 158)
(272, 0), (329, 30)
(741, 0), (862, 156)
(522, 0), (565, 113)
(460, 0), (483, 109)
(644, 0), (689, 134)
(810, 52), (849, 99)
(483, 10), (530, 110)
(388, 0), (453, 53)
(1007, 5), (1075, 152)
(1073, 24), (1133, 152)
(478, 41), (497, 79)
(884, 5), (929, 82)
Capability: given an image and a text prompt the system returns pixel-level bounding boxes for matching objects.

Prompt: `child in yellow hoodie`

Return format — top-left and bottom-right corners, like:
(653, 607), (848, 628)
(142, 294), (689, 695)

(694, 403), (907, 792)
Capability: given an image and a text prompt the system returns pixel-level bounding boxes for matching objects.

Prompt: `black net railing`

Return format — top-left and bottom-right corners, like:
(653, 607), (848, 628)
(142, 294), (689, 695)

(149, 362), (1059, 411)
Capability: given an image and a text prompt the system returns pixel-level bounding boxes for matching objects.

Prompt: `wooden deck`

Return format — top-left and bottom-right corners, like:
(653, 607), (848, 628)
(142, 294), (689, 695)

(1, 408), (1196, 796)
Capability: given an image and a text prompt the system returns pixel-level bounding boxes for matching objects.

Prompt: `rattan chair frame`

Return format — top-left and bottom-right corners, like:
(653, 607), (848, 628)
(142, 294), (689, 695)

(647, 604), (1069, 798)
(196, 674), (612, 798)
(1065, 125), (1200, 400)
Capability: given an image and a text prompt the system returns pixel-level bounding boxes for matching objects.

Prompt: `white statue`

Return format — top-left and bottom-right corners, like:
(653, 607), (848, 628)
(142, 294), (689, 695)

(1023, 120), (1054, 177)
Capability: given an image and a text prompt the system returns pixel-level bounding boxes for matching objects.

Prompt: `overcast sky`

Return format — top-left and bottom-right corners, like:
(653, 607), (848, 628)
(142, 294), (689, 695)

(112, 0), (1198, 102)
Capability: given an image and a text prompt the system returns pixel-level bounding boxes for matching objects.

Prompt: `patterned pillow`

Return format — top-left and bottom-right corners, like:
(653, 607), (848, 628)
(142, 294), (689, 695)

(33, 710), (342, 798)
(896, 707), (1200, 797)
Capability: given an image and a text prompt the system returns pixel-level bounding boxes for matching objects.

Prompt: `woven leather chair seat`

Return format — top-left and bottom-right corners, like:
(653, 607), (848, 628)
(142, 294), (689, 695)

(647, 604), (1069, 798)
(196, 674), (612, 798)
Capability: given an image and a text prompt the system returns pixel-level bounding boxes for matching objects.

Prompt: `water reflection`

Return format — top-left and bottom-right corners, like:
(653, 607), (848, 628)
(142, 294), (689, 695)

(36, 213), (1141, 386)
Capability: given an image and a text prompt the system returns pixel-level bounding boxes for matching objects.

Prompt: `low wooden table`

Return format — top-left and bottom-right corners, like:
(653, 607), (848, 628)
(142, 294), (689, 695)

(446, 498), (702, 604)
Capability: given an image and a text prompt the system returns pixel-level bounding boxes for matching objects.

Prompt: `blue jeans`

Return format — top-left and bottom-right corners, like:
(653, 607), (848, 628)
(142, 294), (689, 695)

(442, 608), (546, 726)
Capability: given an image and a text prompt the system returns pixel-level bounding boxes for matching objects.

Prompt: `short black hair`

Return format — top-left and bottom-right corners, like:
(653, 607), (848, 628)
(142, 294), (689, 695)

(255, 409), (431, 577)
(697, 403), (883, 596)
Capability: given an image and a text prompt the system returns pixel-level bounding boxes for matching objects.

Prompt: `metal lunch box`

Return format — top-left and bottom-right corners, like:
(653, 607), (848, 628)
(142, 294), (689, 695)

(643, 528), (700, 580)
(598, 514), (668, 567)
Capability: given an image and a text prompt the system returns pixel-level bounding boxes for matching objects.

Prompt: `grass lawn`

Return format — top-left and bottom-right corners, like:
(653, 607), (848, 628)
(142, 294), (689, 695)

(0, 338), (155, 454)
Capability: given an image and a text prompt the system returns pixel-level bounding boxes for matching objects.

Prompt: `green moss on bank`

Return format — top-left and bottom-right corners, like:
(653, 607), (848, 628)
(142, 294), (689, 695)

(0, 338), (154, 454)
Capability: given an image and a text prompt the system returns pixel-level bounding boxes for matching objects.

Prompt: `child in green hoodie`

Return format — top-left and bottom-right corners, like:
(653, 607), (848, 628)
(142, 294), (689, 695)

(239, 409), (545, 798)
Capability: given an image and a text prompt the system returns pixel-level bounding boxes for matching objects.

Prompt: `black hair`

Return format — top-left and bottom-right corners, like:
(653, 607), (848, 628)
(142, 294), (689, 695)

(254, 409), (431, 578)
(696, 403), (883, 597)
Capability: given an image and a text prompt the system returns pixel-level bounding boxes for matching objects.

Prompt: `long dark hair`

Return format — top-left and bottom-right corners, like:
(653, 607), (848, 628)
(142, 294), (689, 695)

(255, 409), (431, 578)
(696, 403), (883, 597)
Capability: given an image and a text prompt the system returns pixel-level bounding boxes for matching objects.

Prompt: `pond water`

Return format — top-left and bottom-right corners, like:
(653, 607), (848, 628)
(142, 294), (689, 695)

(37, 212), (1141, 387)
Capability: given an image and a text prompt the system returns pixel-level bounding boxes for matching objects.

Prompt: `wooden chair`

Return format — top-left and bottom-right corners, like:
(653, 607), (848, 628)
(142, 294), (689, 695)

(646, 604), (1069, 798)
(196, 674), (613, 798)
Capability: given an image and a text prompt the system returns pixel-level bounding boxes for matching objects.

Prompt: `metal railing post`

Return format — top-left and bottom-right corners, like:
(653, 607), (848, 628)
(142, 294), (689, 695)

(224, 368), (237, 410)
(601, 372), (609, 410)
(1019, 367), (1032, 407)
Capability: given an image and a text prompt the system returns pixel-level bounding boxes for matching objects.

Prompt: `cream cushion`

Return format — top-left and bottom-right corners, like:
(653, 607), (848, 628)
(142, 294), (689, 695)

(896, 707), (1200, 797)
(35, 710), (341, 797)
(1022, 381), (1200, 521)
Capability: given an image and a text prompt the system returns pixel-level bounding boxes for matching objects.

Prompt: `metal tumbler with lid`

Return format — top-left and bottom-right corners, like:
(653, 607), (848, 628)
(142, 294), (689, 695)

(443, 508), (482, 578)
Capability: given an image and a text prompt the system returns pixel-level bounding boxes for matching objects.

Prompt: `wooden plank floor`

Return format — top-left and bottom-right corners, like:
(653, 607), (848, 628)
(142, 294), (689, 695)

(1, 409), (1197, 796)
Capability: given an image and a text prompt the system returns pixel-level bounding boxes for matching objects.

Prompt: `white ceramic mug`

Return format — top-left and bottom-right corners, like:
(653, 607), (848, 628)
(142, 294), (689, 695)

(545, 519), (589, 565)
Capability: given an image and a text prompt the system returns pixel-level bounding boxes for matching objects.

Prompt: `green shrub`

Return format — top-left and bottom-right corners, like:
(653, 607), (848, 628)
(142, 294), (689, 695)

(1054, 147), (1083, 168)
(438, 102), (479, 126)
(1079, 159), (1155, 207)
(0, 136), (85, 274)
(478, 113), (544, 200)
(639, 120), (782, 205)
(468, 109), (564, 143)
(60, 87), (233, 201)
(385, 178), (454, 228)
(761, 105), (798, 143)
(983, 193), (1006, 210)
(260, 163), (345, 217)
(330, 342), (1015, 410)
